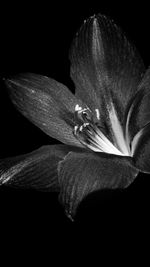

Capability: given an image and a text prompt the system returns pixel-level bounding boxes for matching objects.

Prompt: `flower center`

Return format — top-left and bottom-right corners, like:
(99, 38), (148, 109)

(73, 104), (131, 157)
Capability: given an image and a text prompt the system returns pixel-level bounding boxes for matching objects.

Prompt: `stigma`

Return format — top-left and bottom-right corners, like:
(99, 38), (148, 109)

(73, 104), (131, 157)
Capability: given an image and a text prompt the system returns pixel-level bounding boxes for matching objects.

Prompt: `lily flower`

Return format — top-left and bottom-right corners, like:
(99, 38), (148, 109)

(0, 13), (150, 220)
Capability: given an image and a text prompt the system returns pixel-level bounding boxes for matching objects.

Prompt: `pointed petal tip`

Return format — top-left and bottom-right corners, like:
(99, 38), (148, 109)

(88, 13), (112, 24)
(3, 75), (18, 89)
(4, 77), (12, 85)
(80, 13), (107, 30)
(70, 11), (145, 120)
(0, 145), (74, 191)
(91, 16), (99, 33)
(65, 210), (75, 222)
(3, 72), (84, 147)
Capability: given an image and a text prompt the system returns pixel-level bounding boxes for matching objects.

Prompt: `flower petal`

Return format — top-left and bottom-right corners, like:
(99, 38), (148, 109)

(127, 67), (150, 144)
(5, 73), (83, 147)
(0, 145), (73, 191)
(132, 123), (150, 173)
(70, 14), (145, 127)
(58, 151), (139, 220)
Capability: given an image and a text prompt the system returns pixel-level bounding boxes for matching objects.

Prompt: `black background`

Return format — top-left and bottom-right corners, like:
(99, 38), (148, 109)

(0, 1), (150, 246)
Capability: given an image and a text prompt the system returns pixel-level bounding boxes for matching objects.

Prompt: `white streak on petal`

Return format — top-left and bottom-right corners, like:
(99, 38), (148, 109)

(74, 125), (78, 134)
(108, 104), (130, 156)
(92, 18), (104, 62)
(0, 161), (28, 184)
(95, 129), (124, 155)
(131, 128), (143, 156)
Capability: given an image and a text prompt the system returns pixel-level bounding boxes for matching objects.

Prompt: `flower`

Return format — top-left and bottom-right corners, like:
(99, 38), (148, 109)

(0, 13), (150, 220)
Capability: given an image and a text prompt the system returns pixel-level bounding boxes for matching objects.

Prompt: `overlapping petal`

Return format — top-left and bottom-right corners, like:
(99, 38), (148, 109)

(132, 123), (150, 173)
(125, 67), (150, 173)
(127, 67), (150, 142)
(0, 145), (74, 191)
(70, 14), (145, 130)
(58, 151), (139, 219)
(5, 73), (84, 147)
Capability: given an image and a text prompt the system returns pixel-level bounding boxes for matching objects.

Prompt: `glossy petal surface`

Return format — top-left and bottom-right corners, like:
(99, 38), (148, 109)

(0, 145), (73, 191)
(70, 14), (145, 131)
(58, 151), (138, 219)
(5, 73), (83, 147)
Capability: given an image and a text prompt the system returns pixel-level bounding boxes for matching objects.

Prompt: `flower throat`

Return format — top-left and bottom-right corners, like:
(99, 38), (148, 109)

(73, 104), (130, 156)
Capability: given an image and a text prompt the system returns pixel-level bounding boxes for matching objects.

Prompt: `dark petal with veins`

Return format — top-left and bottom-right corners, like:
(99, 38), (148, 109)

(58, 151), (138, 219)
(133, 123), (150, 173)
(5, 73), (84, 147)
(0, 145), (75, 191)
(127, 67), (150, 142)
(70, 14), (145, 129)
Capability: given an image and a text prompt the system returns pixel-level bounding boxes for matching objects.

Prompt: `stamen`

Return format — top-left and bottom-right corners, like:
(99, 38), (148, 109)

(73, 104), (129, 156)
(75, 104), (82, 111)
(95, 108), (100, 120)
